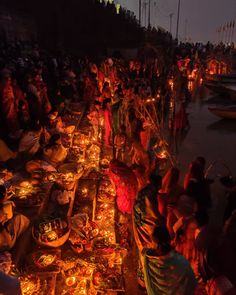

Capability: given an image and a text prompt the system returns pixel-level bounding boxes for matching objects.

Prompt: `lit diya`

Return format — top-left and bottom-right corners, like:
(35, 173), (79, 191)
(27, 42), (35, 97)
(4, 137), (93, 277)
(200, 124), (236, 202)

(65, 276), (77, 287)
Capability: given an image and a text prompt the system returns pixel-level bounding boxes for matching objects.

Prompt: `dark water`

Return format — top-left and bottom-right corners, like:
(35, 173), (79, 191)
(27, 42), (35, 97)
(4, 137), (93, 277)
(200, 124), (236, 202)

(175, 89), (236, 181)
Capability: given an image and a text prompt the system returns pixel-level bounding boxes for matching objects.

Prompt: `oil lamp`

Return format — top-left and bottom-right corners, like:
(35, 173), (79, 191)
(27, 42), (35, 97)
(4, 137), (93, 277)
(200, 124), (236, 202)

(65, 276), (77, 286)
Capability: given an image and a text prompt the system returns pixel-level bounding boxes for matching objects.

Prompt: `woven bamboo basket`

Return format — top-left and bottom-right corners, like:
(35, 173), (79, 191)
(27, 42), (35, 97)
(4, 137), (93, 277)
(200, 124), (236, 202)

(32, 219), (71, 248)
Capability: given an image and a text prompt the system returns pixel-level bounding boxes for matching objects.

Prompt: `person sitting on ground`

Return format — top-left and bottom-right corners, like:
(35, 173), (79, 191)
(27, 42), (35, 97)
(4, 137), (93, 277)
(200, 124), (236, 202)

(0, 271), (22, 295)
(0, 139), (17, 163)
(0, 185), (29, 251)
(18, 123), (44, 157)
(0, 252), (22, 295)
(47, 110), (75, 135)
(142, 225), (197, 295)
(43, 133), (67, 167)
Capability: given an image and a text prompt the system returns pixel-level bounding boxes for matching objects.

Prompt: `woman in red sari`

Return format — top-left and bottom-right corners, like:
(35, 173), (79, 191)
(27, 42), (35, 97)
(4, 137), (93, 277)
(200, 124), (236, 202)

(108, 159), (138, 214)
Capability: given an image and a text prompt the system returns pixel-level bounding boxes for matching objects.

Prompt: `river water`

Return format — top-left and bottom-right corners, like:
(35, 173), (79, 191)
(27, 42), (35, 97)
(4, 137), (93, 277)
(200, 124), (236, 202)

(173, 86), (236, 181)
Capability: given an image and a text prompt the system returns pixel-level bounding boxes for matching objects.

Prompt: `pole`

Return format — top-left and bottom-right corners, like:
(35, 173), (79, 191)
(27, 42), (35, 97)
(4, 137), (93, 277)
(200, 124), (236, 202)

(226, 23), (230, 44)
(148, 0), (151, 28)
(139, 0), (142, 26)
(184, 19), (188, 42)
(231, 22), (235, 43)
(176, 0), (181, 40)
(229, 23), (232, 43)
(169, 13), (174, 34)
(221, 26), (225, 43)
(143, 1), (148, 27)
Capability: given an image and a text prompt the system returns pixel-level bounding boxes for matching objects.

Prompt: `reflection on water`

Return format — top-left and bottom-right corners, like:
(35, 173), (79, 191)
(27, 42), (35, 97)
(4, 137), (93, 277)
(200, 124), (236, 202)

(207, 119), (236, 134)
(173, 87), (236, 180)
(202, 95), (235, 106)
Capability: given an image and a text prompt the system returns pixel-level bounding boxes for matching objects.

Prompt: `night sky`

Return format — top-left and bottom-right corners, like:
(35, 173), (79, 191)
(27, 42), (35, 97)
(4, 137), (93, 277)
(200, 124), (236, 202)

(118, 0), (236, 43)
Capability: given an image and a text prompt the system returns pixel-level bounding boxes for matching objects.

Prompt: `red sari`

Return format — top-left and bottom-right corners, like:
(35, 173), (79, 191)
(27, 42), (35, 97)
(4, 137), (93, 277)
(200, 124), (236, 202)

(108, 160), (138, 214)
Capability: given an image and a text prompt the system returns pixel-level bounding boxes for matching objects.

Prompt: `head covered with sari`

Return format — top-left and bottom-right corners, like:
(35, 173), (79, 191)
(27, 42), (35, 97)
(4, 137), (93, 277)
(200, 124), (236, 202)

(143, 226), (197, 295)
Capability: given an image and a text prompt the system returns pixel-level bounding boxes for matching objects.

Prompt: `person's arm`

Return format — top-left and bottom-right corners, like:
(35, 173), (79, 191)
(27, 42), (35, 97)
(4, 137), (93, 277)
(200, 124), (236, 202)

(0, 271), (22, 295)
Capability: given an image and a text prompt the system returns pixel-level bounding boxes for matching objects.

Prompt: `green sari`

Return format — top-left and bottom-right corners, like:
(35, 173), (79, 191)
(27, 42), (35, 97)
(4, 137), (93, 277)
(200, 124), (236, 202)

(143, 249), (197, 295)
(133, 184), (163, 252)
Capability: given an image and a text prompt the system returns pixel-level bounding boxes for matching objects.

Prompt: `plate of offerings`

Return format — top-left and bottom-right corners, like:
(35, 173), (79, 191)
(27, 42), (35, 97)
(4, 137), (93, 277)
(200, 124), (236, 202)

(28, 249), (61, 272)
(69, 214), (99, 254)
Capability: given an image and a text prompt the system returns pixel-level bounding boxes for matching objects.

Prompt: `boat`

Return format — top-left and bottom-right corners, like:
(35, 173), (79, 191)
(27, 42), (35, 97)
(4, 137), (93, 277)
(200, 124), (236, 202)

(205, 82), (236, 100)
(205, 73), (236, 84)
(224, 85), (236, 100)
(208, 105), (236, 119)
(205, 82), (229, 95)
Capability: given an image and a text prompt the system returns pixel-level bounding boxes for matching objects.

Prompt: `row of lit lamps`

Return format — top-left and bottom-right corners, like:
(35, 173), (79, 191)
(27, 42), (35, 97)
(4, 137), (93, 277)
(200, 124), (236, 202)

(98, 0), (121, 14)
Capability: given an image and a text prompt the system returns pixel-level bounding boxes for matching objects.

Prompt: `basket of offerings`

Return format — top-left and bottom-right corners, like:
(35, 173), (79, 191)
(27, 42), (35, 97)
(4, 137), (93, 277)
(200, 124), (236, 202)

(32, 214), (71, 248)
(69, 214), (99, 254)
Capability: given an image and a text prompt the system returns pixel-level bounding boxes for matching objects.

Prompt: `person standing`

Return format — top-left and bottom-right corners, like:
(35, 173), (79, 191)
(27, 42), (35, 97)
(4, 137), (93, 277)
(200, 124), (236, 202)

(103, 98), (113, 146)
(133, 173), (163, 286)
(142, 226), (197, 295)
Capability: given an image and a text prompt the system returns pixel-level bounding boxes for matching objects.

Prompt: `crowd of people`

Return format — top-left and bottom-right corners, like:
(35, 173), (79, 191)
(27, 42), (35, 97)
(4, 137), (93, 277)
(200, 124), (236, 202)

(0, 38), (236, 295)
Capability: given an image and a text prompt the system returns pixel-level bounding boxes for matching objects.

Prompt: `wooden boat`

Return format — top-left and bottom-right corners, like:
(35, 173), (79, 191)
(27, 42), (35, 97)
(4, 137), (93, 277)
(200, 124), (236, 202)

(205, 83), (229, 95)
(224, 85), (236, 100)
(205, 82), (236, 100)
(208, 105), (236, 119)
(205, 73), (236, 84)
